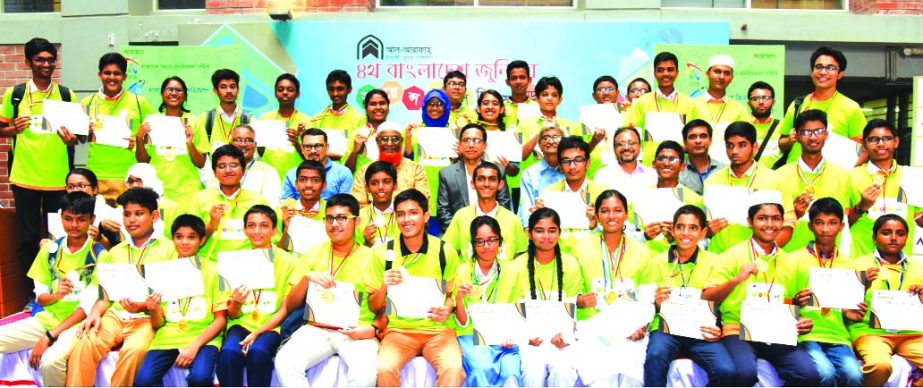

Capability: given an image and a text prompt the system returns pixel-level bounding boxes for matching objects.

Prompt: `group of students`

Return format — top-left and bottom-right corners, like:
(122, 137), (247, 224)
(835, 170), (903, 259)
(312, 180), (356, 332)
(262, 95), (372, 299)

(0, 36), (920, 387)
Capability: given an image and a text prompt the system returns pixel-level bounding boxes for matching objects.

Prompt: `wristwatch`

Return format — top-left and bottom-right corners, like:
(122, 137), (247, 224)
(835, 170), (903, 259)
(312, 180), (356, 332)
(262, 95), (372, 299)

(45, 330), (57, 345)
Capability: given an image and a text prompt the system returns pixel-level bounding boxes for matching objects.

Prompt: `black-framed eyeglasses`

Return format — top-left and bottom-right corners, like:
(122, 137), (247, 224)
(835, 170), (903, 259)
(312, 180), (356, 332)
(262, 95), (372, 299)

(797, 128), (827, 137)
(813, 64), (839, 73)
(865, 136), (895, 144)
(324, 215), (357, 224)
(560, 156), (587, 167)
(301, 143), (326, 151)
(32, 56), (56, 65)
(655, 156), (682, 164)
(378, 135), (402, 144)
(540, 135), (562, 144)
(473, 236), (500, 247)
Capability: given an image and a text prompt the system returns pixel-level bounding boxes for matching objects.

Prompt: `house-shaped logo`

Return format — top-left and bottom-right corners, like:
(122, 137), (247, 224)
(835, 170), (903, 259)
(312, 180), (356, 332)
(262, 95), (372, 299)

(357, 35), (383, 60)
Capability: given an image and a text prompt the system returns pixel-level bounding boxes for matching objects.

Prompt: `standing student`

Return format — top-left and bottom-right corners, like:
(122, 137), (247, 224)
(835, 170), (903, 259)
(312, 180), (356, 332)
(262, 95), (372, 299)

(278, 160), (327, 251)
(0, 192), (101, 387)
(312, 69), (365, 160)
(259, 73), (312, 180)
(84, 52), (155, 204)
(66, 187), (177, 387)
(515, 208), (582, 387)
(275, 194), (379, 387)
(442, 71), (478, 129)
(344, 89), (392, 173)
(217, 205), (299, 387)
(210, 124), (282, 208)
(0, 38), (78, 278)
(678, 120), (725, 196)
(689, 55), (751, 129)
(134, 215), (227, 387)
(640, 141), (704, 253)
(350, 120), (430, 208)
(476, 89), (520, 196)
(454, 216), (525, 387)
(517, 76), (580, 165)
(624, 78), (652, 107)
(368, 189), (464, 387)
(503, 60), (536, 129)
(748, 81), (784, 168)
(644, 205), (736, 387)
(135, 76), (208, 200)
(201, 69), (250, 150)
(356, 161), (401, 247)
(280, 128), (353, 201)
(517, 125), (565, 227)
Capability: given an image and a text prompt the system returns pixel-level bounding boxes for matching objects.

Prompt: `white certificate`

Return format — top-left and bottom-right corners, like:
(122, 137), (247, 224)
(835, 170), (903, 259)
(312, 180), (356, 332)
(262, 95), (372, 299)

(660, 290), (717, 340)
(217, 249), (276, 291)
(522, 299), (576, 343)
(540, 191), (590, 229)
(96, 262), (149, 302)
(704, 185), (751, 225)
(305, 281), (361, 329)
(633, 188), (684, 225)
(822, 132), (861, 170)
(42, 99), (89, 135)
(577, 300), (653, 343)
(517, 103), (541, 122)
(469, 303), (528, 346)
(47, 212), (65, 239)
(808, 267), (866, 309)
(94, 115), (131, 148)
(485, 130), (522, 163)
(415, 127), (458, 159)
(288, 215), (329, 254)
(579, 104), (622, 135)
(708, 122), (731, 165)
(146, 114), (186, 148)
(143, 258), (204, 301)
(871, 290), (923, 332)
(251, 119), (290, 150)
(321, 128), (349, 156)
(740, 300), (799, 346)
(644, 112), (684, 143)
(386, 275), (445, 319)
(902, 167), (923, 208)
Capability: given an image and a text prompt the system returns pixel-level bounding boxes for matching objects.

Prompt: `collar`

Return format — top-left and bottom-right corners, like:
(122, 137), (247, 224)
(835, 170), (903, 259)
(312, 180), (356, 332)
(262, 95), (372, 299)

(129, 235), (157, 250)
(618, 161), (646, 175)
(328, 103), (349, 115)
(218, 105), (240, 122)
(323, 158), (333, 170)
(749, 237), (778, 256)
(538, 158), (559, 173)
(297, 199), (322, 212)
(656, 88), (678, 101)
(29, 79), (52, 93)
(685, 156), (720, 172)
(730, 161), (758, 179)
(64, 237), (92, 255)
(476, 201), (500, 217)
(866, 159), (897, 175)
(399, 235), (430, 257)
(874, 249), (908, 265)
(97, 88), (124, 101)
(798, 157), (826, 174)
(372, 203), (394, 215)
(563, 178), (588, 193)
(705, 90), (728, 103)
(668, 246), (699, 264)
(216, 186), (242, 201)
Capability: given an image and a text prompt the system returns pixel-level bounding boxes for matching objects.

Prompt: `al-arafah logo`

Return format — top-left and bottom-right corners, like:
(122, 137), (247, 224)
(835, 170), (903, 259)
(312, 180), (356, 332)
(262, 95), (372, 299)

(357, 35), (383, 60)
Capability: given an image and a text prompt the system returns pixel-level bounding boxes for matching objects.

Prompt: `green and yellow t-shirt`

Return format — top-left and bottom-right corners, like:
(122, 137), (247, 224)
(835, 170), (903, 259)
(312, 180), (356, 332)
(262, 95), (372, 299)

(355, 205), (400, 247)
(443, 204), (528, 263)
(503, 98), (537, 130)
(149, 257), (228, 350)
(647, 247), (718, 331)
(539, 178), (607, 253)
(367, 235), (460, 333)
(276, 199), (326, 252)
(27, 238), (100, 330)
(312, 104), (365, 162)
(688, 95), (751, 128)
(82, 91), (155, 180)
(846, 252), (923, 339)
(295, 241), (375, 327)
(778, 92), (867, 164)
(623, 90), (698, 166)
(704, 163), (779, 253)
(185, 187), (269, 262)
(511, 251), (583, 303)
(146, 112), (208, 201)
(572, 233), (652, 320)
(847, 162), (920, 257)
(776, 159), (851, 252)
(790, 245), (855, 346)
(200, 106), (248, 150)
(259, 110), (312, 181)
(454, 258), (526, 337)
(95, 237), (176, 316)
(226, 247), (299, 333)
(0, 82), (78, 190)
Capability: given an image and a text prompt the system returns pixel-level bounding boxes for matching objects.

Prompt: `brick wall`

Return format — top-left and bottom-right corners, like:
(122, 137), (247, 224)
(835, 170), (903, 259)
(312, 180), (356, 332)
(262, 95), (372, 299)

(851, 0), (923, 13)
(0, 44), (63, 208)
(205, 0), (375, 14)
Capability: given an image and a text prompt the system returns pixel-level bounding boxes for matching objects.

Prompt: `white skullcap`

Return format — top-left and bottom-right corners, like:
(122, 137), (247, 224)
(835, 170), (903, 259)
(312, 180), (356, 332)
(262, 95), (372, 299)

(748, 189), (783, 208)
(375, 121), (402, 136)
(125, 163), (164, 197)
(708, 54), (735, 70)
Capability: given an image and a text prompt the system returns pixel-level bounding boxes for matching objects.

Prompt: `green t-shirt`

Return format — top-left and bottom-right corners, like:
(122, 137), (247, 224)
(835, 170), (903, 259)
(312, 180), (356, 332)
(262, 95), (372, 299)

(503, 98), (537, 130)
(539, 179), (607, 253)
(624, 91), (698, 166)
(149, 257), (227, 350)
(846, 162), (919, 257)
(647, 247), (718, 331)
(688, 96), (751, 130)
(776, 159), (851, 252)
(0, 82), (78, 189)
(82, 92), (155, 180)
(443, 205), (528, 263)
(27, 238), (99, 330)
(146, 112), (208, 201)
(258, 110), (312, 181)
(846, 253), (923, 339)
(703, 163), (779, 253)
(511, 251), (583, 303)
(200, 106), (248, 150)
(185, 188), (269, 262)
(778, 92), (867, 164)
(367, 235), (460, 332)
(790, 245), (855, 346)
(454, 258), (525, 336)
(354, 205), (400, 247)
(95, 238), (177, 315)
(572, 233), (652, 320)
(226, 247), (299, 333)
(295, 241), (375, 326)
(754, 120), (784, 169)
(312, 104), (365, 132)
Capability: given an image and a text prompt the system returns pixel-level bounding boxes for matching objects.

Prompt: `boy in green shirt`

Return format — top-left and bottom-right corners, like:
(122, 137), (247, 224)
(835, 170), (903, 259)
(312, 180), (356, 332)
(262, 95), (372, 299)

(503, 60), (535, 129)
(278, 160), (327, 252)
(356, 161), (401, 247)
(134, 215), (228, 387)
(689, 55), (751, 131)
(201, 69), (251, 150)
(0, 192), (101, 387)
(443, 71), (478, 129)
(641, 141), (704, 253)
(312, 70), (366, 160)
(260, 73), (311, 180)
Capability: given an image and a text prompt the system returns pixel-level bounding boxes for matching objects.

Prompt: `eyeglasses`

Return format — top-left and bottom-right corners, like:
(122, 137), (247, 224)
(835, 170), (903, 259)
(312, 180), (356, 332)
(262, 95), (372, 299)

(126, 177), (144, 186)
(628, 88), (649, 95)
(164, 87), (185, 94)
(445, 81), (465, 88)
(461, 138), (484, 145)
(32, 56), (56, 65)
(540, 135), (562, 144)
(865, 136), (896, 144)
(232, 137), (255, 144)
(616, 141), (640, 148)
(378, 135), (402, 144)
(595, 87), (615, 93)
(301, 143), (326, 151)
(749, 96), (773, 102)
(426, 100), (445, 108)
(813, 64), (840, 73)
(216, 162), (241, 170)
(655, 156), (682, 164)
(560, 156), (587, 167)
(324, 215), (357, 224)
(66, 183), (91, 191)
(797, 128), (828, 137)
(473, 236), (500, 247)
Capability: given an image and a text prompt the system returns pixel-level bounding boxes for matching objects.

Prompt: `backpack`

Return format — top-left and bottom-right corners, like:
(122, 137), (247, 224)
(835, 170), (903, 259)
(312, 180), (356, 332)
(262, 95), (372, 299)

(373, 238), (448, 339)
(205, 108), (251, 139)
(772, 96), (806, 170)
(47, 237), (104, 282)
(8, 83), (73, 171)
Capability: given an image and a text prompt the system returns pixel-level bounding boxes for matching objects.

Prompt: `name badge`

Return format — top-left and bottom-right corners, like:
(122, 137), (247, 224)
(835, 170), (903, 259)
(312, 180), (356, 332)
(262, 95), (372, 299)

(220, 219), (246, 241)
(747, 282), (785, 304)
(868, 198), (907, 220)
(30, 115), (49, 134)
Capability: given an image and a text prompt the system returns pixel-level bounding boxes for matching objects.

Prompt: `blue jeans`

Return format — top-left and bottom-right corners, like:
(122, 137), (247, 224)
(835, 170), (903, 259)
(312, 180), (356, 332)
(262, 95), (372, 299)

(799, 341), (863, 387)
(134, 345), (219, 387)
(644, 330), (737, 386)
(217, 325), (282, 387)
(458, 334), (522, 387)
(722, 336), (821, 386)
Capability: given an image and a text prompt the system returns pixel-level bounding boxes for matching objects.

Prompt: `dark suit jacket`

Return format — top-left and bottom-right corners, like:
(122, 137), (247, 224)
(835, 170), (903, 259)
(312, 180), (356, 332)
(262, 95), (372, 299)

(437, 161), (512, 233)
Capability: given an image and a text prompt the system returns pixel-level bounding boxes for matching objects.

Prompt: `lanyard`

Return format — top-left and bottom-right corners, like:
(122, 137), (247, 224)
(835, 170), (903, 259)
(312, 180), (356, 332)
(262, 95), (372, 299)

(670, 247), (696, 288)
(217, 109), (238, 144)
(25, 82), (56, 110)
(472, 261), (501, 304)
(875, 256), (906, 291)
(536, 267), (558, 302)
(329, 243), (357, 279)
(600, 235), (626, 290)
(806, 242), (837, 268)
(90, 91), (128, 121)
(873, 161), (897, 213)
(708, 100), (728, 124)
(653, 93), (677, 113)
(749, 239), (778, 302)
(239, 160), (257, 187)
(128, 242), (152, 272)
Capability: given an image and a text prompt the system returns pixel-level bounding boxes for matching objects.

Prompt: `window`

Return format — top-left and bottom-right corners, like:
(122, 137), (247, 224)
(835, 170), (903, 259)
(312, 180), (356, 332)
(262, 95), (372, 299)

(2, 0), (59, 12)
(662, 0), (842, 9)
(158, 0), (206, 10)
(378, 0), (571, 6)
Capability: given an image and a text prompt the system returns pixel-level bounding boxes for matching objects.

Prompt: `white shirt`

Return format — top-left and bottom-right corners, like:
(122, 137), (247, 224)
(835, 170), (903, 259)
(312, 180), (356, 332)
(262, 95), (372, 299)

(656, 88), (678, 101)
(219, 105), (241, 124)
(594, 162), (657, 200)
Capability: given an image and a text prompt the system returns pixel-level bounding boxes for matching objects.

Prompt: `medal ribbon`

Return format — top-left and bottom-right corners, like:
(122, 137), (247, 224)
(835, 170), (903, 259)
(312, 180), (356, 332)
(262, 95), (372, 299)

(217, 110), (239, 144)
(371, 209), (395, 244)
(128, 243), (151, 272)
(749, 239), (778, 302)
(806, 242), (837, 269)
(875, 255), (906, 291)
(91, 91), (128, 121)
(797, 159), (826, 193)
(26, 82), (57, 110)
(600, 235), (627, 291)
(653, 93), (677, 113)
(670, 247), (696, 288)
(329, 242), (357, 279)
(728, 163), (759, 189)
(472, 261), (501, 304)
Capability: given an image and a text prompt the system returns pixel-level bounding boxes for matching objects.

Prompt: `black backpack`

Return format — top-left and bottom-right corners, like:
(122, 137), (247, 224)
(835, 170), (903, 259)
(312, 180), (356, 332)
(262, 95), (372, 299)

(8, 83), (73, 171)
(204, 108), (251, 139)
(771, 96), (806, 170)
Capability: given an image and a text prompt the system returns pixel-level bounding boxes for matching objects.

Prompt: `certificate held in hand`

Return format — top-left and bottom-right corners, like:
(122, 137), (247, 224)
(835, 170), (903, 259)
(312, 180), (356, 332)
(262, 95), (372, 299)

(96, 262), (149, 302)
(321, 128), (349, 156)
(660, 290), (718, 340)
(386, 275), (446, 319)
(143, 258), (205, 301)
(644, 112), (684, 143)
(251, 119), (289, 150)
(145, 114), (187, 148)
(94, 115), (132, 148)
(469, 303), (527, 346)
(578, 300), (653, 342)
(540, 191), (590, 229)
(217, 249), (276, 291)
(415, 127), (458, 159)
(870, 290), (923, 332)
(42, 99), (89, 136)
(287, 215), (330, 254)
(305, 281), (361, 329)
(740, 300), (799, 346)
(704, 185), (751, 226)
(521, 299), (576, 343)
(807, 268), (866, 309)
(485, 131), (522, 163)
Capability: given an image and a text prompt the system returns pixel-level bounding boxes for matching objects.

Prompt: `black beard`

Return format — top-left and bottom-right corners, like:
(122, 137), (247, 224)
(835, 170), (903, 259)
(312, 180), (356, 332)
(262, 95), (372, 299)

(752, 110), (771, 120)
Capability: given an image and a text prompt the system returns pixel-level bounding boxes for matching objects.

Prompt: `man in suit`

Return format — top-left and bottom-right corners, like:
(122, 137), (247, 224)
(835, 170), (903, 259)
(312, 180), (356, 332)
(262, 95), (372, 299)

(437, 123), (512, 233)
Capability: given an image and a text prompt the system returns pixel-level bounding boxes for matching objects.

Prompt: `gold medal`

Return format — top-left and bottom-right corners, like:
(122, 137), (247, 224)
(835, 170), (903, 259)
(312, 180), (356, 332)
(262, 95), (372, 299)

(605, 290), (619, 305)
(251, 311), (259, 320)
(374, 215), (386, 228)
(805, 186), (815, 195)
(320, 289), (335, 304)
(177, 320), (188, 331)
(873, 175), (885, 186)
(470, 285), (483, 300)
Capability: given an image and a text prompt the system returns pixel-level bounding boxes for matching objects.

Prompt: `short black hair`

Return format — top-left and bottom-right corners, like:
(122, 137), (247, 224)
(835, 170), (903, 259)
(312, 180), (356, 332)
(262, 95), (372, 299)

(171, 214), (206, 238)
(862, 119), (898, 139)
(473, 161), (502, 180)
(613, 126), (641, 144)
(25, 37), (56, 61)
(211, 69), (239, 89)
(628, 77), (651, 91)
(682, 119), (713, 140)
(724, 121), (757, 145)
(506, 60), (530, 78)
(443, 70), (467, 86)
(211, 144), (246, 171)
(595, 189), (628, 214)
(656, 140), (685, 161)
(458, 123), (486, 141)
(673, 204), (706, 228)
(117, 187), (160, 213)
(363, 89), (390, 108)
(326, 70), (352, 88)
(747, 203), (784, 220)
(59, 191), (95, 216)
(592, 75), (618, 92)
(67, 168), (98, 189)
(364, 161), (397, 186)
(794, 109), (828, 131)
(872, 214), (908, 236)
(810, 46), (847, 72)
(158, 76), (190, 113)
(244, 204), (278, 227)
(98, 52), (127, 73)
(653, 52), (679, 69)
(301, 127), (328, 144)
(747, 81), (775, 99)
(326, 193), (360, 218)
(808, 197), (844, 222)
(295, 160), (327, 183)
(557, 135), (589, 161)
(394, 189), (428, 213)
(275, 73), (300, 92)
(535, 76), (563, 97)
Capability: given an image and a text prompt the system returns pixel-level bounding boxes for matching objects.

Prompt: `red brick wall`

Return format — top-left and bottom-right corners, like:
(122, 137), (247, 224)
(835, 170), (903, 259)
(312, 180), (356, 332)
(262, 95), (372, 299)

(851, 0), (923, 13)
(0, 44), (64, 208)
(206, 0), (375, 14)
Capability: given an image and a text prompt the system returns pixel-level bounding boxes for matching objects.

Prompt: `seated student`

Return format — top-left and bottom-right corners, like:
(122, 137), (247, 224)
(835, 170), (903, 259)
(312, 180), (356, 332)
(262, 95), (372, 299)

(66, 187), (177, 387)
(640, 141), (704, 253)
(0, 192), (102, 387)
(845, 214), (923, 387)
(515, 208), (583, 387)
(437, 123), (513, 232)
(124, 162), (179, 239)
(355, 161), (401, 248)
(518, 125), (565, 228)
(701, 190), (820, 386)
(187, 144), (268, 262)
(454, 216), (526, 387)
(571, 190), (651, 387)
(787, 198), (863, 387)
(207, 124), (281, 208)
(275, 194), (378, 387)
(259, 73), (312, 180)
(444, 162), (527, 262)
(217, 205), (299, 387)
(350, 121), (430, 208)
(280, 128), (353, 201)
(775, 110), (850, 252)
(134, 215), (228, 387)
(311, 70), (365, 161)
(65, 168), (119, 248)
(278, 160), (327, 252)
(644, 205), (736, 387)
(368, 189), (464, 387)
